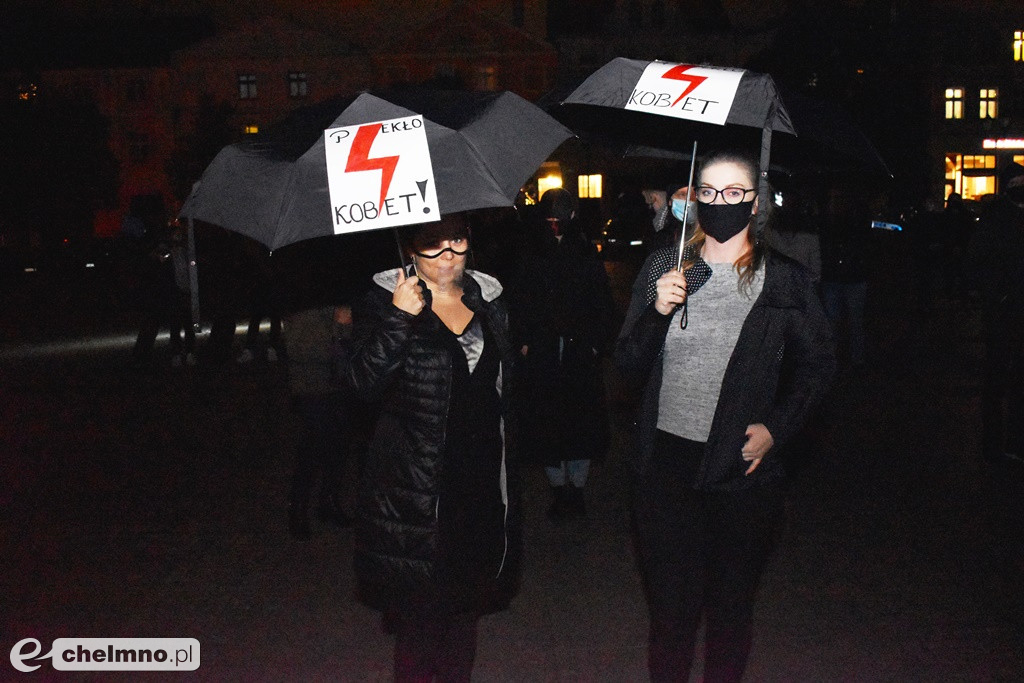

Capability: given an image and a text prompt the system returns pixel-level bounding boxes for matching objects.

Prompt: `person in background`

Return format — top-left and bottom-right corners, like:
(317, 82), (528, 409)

(167, 223), (197, 368)
(819, 186), (871, 370)
(966, 162), (1024, 466)
(282, 285), (356, 539)
(509, 187), (616, 521)
(645, 177), (696, 254)
(616, 149), (835, 682)
(128, 219), (177, 371)
(344, 213), (521, 681)
(237, 240), (283, 364)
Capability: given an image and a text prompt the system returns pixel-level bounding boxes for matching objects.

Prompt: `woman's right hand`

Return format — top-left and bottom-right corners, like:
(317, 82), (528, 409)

(392, 268), (425, 316)
(654, 268), (688, 316)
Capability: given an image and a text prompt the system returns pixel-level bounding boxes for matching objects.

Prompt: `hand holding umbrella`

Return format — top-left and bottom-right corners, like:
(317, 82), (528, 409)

(392, 267), (425, 316)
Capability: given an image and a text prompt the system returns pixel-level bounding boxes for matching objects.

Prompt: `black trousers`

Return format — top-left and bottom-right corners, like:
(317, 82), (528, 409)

(289, 392), (350, 513)
(981, 311), (1024, 457)
(634, 430), (784, 683)
(393, 603), (478, 683)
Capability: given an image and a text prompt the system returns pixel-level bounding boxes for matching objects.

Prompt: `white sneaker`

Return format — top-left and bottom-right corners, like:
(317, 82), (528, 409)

(236, 349), (255, 364)
(266, 348), (278, 363)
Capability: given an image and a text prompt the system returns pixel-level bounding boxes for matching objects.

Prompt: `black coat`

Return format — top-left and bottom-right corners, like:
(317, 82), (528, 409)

(508, 229), (617, 464)
(344, 268), (521, 606)
(615, 246), (835, 491)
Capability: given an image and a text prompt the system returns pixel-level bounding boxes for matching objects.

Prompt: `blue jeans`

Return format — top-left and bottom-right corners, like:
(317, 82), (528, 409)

(822, 280), (867, 366)
(545, 459), (590, 487)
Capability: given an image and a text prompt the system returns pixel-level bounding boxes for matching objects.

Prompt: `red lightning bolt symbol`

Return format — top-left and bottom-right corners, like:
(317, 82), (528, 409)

(345, 123), (400, 209)
(661, 64), (707, 107)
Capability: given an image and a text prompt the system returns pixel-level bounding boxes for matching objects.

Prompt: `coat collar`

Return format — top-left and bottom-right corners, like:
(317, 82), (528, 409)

(372, 267), (503, 303)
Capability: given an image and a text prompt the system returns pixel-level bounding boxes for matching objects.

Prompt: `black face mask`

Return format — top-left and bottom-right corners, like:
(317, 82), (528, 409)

(698, 201), (754, 242)
(1004, 186), (1024, 204)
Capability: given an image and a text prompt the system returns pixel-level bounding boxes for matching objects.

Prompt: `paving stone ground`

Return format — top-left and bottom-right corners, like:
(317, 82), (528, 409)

(2, 238), (1023, 681)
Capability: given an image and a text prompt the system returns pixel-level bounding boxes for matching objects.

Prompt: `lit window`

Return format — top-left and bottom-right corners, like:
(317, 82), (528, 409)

(1015, 155), (1024, 165)
(244, 125), (259, 135)
(963, 155), (995, 169)
(238, 74), (257, 99)
(1015, 30), (1024, 61)
(979, 88), (998, 119)
(537, 174), (562, 199)
(960, 176), (995, 200)
(474, 66), (497, 91)
(288, 72), (308, 98)
(578, 174), (603, 199)
(946, 153), (996, 201)
(945, 88), (963, 119)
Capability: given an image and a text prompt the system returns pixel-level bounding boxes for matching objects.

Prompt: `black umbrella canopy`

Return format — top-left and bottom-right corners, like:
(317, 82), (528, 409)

(565, 57), (794, 136)
(180, 88), (573, 250)
(555, 57), (797, 239)
(552, 57), (889, 181)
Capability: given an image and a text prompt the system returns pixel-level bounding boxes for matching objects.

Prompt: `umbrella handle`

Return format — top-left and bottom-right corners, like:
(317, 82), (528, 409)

(676, 140), (698, 271)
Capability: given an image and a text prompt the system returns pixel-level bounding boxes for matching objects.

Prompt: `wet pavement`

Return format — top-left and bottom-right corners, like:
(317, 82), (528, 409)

(2, 241), (1023, 681)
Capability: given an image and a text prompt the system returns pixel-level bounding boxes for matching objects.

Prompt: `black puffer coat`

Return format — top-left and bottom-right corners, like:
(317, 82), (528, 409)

(345, 267), (521, 605)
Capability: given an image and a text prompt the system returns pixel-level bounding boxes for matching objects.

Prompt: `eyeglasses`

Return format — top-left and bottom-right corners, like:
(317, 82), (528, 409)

(694, 186), (756, 205)
(414, 238), (469, 259)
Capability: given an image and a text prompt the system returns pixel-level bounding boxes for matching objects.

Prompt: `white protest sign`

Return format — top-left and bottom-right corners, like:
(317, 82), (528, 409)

(324, 115), (440, 234)
(625, 62), (744, 126)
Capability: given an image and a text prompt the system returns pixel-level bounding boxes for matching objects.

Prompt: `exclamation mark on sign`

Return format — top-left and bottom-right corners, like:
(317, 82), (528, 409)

(417, 180), (431, 214)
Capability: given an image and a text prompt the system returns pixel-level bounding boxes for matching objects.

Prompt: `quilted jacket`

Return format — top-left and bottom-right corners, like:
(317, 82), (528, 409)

(344, 267), (521, 601)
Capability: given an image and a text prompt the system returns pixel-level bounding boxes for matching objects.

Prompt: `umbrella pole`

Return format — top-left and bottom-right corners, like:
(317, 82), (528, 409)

(676, 140), (699, 271)
(757, 124), (773, 235)
(187, 216), (201, 333)
(392, 227), (412, 275)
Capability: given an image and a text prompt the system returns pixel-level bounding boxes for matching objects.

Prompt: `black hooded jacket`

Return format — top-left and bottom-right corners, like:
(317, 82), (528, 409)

(344, 267), (521, 603)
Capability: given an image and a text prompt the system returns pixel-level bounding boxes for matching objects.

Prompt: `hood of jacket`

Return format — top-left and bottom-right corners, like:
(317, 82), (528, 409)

(372, 266), (503, 302)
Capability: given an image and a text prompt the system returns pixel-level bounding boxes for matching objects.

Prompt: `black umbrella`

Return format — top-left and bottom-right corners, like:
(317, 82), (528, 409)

(179, 88), (574, 251)
(177, 88), (573, 326)
(554, 57), (797, 240)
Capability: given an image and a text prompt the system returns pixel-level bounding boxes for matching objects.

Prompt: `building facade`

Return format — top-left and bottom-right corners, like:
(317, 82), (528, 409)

(6, 3), (558, 240)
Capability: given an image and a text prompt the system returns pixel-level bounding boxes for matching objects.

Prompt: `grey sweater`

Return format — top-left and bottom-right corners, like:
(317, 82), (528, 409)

(658, 264), (763, 441)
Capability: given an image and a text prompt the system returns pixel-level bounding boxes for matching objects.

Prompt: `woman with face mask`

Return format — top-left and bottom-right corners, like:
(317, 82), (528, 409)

(615, 149), (835, 682)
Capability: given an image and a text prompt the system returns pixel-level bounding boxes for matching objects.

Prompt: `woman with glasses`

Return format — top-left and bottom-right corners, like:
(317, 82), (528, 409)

(615, 149), (835, 682)
(344, 213), (520, 682)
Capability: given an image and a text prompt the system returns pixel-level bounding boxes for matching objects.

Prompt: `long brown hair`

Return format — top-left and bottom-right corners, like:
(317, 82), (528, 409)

(682, 149), (768, 294)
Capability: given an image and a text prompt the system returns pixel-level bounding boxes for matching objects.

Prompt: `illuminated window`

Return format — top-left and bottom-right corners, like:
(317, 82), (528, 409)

(238, 74), (257, 99)
(288, 72), (308, 98)
(1015, 155), (1024, 165)
(945, 153), (996, 201)
(1015, 30), (1024, 61)
(243, 125), (259, 135)
(578, 174), (603, 199)
(980, 89), (998, 119)
(474, 66), (497, 91)
(963, 155), (995, 169)
(961, 176), (995, 200)
(537, 174), (563, 199)
(945, 88), (963, 119)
